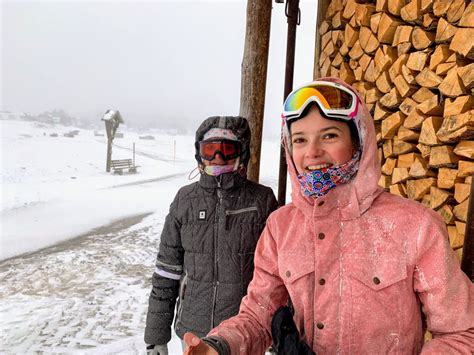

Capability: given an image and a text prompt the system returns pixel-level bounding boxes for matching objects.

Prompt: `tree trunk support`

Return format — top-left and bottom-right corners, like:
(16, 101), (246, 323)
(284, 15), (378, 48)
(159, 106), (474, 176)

(240, 0), (272, 183)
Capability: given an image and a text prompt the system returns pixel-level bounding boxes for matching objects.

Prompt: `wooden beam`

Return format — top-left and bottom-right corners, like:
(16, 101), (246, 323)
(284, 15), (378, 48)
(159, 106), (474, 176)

(240, 0), (272, 182)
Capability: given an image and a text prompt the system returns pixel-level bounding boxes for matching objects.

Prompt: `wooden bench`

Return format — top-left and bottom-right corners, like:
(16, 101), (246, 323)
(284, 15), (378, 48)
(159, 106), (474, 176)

(110, 159), (138, 174)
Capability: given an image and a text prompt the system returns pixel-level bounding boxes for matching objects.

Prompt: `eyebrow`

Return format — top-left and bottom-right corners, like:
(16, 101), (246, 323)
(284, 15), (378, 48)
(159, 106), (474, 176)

(291, 126), (344, 136)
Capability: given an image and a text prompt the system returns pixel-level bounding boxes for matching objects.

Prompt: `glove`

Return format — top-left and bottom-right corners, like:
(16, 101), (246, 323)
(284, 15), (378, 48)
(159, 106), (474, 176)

(146, 344), (168, 355)
(271, 306), (314, 355)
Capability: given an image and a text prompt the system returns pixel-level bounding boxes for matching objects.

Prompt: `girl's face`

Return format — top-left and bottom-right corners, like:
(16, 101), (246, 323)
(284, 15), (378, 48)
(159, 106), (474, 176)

(290, 106), (354, 174)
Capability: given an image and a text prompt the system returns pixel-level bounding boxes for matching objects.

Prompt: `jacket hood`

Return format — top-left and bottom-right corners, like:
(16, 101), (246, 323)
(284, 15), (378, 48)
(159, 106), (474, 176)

(283, 77), (382, 218)
(195, 116), (251, 167)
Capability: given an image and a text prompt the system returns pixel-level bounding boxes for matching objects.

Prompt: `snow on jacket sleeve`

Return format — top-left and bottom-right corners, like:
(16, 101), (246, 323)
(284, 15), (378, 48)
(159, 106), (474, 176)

(208, 215), (289, 354)
(144, 194), (183, 345)
(415, 209), (474, 354)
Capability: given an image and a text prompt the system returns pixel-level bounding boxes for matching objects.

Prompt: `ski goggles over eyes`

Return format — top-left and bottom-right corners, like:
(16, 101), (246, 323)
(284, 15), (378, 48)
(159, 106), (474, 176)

(282, 81), (359, 122)
(199, 139), (241, 161)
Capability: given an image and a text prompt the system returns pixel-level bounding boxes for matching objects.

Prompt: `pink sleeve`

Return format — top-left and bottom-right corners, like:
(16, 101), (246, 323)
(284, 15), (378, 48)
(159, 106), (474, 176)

(208, 217), (289, 354)
(415, 209), (474, 354)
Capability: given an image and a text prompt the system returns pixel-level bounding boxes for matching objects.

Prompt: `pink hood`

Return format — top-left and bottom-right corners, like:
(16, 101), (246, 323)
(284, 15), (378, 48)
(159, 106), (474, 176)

(284, 77), (383, 218)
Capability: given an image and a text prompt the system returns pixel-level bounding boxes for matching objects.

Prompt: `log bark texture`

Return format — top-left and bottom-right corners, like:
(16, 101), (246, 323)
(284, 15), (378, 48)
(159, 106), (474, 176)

(240, 0), (272, 182)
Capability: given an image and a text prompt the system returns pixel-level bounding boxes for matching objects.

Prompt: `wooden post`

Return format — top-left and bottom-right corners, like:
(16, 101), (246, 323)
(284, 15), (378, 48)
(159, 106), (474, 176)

(277, 0), (300, 206)
(106, 140), (112, 172)
(102, 110), (123, 173)
(133, 142), (136, 166)
(240, 0), (272, 183)
(104, 119), (115, 173)
(461, 176), (474, 282)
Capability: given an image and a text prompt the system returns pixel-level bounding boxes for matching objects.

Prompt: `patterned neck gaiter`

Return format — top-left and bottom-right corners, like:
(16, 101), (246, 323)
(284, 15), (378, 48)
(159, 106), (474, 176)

(297, 150), (361, 198)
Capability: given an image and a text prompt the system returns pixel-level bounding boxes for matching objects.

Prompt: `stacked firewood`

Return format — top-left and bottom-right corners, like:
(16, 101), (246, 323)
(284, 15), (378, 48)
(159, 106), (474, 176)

(316, 0), (473, 259)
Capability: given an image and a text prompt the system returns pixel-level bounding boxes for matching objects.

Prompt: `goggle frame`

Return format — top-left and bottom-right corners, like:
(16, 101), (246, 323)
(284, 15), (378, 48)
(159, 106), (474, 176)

(282, 81), (359, 123)
(199, 139), (242, 162)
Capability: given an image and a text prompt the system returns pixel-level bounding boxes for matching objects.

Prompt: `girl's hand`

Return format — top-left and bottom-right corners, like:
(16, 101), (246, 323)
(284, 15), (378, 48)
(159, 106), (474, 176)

(183, 332), (218, 355)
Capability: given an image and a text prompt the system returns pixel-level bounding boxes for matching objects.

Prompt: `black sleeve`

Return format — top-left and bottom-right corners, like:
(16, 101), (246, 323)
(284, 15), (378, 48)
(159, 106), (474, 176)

(144, 194), (184, 345)
(202, 336), (231, 355)
(266, 187), (279, 216)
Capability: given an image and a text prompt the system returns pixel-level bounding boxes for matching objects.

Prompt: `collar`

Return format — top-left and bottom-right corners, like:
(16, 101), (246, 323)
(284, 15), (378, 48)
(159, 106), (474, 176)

(198, 170), (246, 190)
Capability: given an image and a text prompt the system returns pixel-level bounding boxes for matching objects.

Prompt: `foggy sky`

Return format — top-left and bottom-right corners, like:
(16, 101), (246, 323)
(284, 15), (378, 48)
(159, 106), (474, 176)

(1, 0), (317, 136)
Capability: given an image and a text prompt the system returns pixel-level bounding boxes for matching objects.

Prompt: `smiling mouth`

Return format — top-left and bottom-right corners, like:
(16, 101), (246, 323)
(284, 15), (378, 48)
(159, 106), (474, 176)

(306, 163), (332, 171)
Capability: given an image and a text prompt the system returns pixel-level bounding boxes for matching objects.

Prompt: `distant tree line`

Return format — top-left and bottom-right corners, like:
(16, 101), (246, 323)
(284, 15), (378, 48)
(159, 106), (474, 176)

(19, 108), (198, 134)
(25, 109), (79, 126)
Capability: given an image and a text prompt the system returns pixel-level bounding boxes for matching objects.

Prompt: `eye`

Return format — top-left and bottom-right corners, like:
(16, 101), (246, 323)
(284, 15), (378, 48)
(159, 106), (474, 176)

(292, 136), (305, 144)
(322, 132), (338, 140)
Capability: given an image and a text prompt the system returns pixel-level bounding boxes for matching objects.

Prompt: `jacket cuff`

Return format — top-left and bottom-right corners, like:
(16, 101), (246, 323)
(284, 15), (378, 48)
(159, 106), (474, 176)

(202, 336), (230, 355)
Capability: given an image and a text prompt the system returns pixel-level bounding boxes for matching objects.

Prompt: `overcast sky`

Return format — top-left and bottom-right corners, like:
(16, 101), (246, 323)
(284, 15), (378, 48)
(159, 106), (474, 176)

(1, 0), (317, 136)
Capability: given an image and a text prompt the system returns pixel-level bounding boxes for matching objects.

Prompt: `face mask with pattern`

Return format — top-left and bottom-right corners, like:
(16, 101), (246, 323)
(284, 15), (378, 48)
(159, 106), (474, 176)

(297, 150), (361, 198)
(202, 158), (240, 176)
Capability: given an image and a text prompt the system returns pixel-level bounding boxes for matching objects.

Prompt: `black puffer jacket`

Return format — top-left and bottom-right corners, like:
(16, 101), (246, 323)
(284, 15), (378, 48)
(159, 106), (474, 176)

(145, 116), (278, 345)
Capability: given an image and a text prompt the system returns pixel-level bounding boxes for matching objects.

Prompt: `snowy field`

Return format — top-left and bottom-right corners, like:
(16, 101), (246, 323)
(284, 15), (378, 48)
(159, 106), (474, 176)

(0, 119), (281, 353)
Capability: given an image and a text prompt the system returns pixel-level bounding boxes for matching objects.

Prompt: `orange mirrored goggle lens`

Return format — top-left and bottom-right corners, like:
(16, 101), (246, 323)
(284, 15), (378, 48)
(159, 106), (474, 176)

(199, 140), (241, 161)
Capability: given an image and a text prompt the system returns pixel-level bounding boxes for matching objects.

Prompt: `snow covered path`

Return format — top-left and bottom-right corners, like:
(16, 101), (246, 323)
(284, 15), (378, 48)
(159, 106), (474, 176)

(0, 119), (281, 353)
(0, 211), (183, 354)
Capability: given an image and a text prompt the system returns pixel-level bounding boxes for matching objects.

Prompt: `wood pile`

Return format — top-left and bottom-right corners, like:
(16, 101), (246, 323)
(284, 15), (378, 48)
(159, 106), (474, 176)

(316, 0), (473, 259)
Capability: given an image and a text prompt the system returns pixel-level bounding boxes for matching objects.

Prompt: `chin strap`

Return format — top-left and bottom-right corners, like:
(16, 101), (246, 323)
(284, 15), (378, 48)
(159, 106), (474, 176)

(188, 166), (200, 180)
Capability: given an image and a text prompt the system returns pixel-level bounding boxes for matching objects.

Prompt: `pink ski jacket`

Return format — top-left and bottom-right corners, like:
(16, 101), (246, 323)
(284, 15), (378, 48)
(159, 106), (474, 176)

(208, 78), (474, 354)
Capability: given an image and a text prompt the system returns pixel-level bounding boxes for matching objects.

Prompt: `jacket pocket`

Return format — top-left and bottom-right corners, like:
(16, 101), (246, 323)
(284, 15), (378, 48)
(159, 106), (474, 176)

(225, 206), (258, 230)
(225, 206), (259, 215)
(278, 251), (314, 285)
(349, 256), (407, 291)
(348, 254), (409, 353)
(277, 251), (315, 341)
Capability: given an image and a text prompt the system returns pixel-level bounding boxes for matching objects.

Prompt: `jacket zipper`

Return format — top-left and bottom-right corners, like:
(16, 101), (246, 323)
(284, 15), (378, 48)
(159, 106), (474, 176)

(224, 206), (258, 230)
(211, 181), (223, 328)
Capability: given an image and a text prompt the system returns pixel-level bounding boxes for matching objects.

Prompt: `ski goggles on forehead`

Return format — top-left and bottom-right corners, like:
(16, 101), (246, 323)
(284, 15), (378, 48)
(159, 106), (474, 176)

(282, 81), (359, 122)
(199, 139), (241, 161)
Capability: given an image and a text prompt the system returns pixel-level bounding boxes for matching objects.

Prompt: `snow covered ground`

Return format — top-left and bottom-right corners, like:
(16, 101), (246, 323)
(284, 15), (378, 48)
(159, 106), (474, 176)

(0, 119), (282, 353)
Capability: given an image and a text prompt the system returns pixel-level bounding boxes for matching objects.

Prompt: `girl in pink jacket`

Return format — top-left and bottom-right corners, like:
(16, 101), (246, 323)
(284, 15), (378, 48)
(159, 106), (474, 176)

(184, 78), (474, 354)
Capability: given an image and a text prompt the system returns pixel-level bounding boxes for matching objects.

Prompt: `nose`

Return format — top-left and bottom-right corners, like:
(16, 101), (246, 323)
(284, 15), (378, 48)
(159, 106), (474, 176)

(212, 152), (226, 164)
(306, 141), (324, 157)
